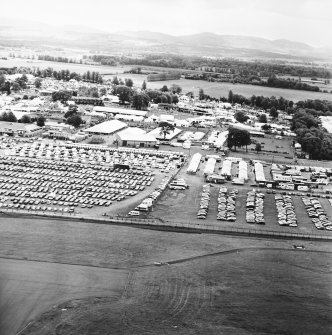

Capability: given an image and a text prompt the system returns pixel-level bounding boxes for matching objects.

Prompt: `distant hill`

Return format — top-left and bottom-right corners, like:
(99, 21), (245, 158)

(0, 18), (331, 60)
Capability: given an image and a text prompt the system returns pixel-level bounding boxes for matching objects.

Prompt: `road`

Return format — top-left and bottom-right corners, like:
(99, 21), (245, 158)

(0, 258), (127, 335)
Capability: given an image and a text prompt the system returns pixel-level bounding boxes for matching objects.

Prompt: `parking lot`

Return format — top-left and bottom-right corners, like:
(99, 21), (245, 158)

(0, 142), (185, 217)
(149, 157), (332, 236)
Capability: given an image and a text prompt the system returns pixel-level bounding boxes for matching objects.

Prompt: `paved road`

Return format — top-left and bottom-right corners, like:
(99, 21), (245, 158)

(0, 258), (127, 335)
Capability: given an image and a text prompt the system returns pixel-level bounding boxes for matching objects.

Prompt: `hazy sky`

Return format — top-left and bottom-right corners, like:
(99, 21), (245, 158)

(3, 0), (332, 46)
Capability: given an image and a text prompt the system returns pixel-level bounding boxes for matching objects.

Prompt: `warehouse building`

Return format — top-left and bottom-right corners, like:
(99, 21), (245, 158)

(115, 127), (157, 148)
(84, 120), (127, 135)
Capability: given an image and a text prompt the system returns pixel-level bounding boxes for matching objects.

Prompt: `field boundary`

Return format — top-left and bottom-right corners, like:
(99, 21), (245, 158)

(1, 211), (332, 242)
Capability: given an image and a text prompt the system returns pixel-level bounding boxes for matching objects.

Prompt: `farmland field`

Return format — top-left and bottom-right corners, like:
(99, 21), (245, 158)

(1, 58), (332, 102)
(0, 217), (331, 335)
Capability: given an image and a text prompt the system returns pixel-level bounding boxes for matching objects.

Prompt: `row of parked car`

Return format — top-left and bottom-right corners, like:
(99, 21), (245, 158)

(12, 142), (184, 173)
(302, 197), (332, 231)
(217, 187), (237, 221)
(133, 174), (175, 213)
(0, 155), (156, 212)
(197, 184), (211, 219)
(275, 194), (297, 227)
(246, 191), (265, 224)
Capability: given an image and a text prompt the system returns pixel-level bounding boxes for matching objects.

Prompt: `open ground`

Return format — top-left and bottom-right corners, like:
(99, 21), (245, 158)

(0, 217), (331, 335)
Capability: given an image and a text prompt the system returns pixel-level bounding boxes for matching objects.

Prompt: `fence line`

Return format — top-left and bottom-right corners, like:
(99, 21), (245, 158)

(1, 209), (331, 242)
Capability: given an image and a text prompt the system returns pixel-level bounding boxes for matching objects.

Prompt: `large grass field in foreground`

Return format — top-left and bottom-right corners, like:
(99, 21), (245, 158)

(0, 217), (331, 335)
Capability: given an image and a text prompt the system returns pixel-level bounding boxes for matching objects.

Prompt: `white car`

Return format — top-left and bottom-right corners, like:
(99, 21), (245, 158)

(128, 210), (140, 216)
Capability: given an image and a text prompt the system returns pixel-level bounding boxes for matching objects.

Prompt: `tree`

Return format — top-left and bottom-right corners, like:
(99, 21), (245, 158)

(270, 106), (278, 119)
(114, 85), (133, 104)
(132, 92), (150, 110)
(255, 143), (262, 153)
(0, 112), (8, 121)
(67, 115), (83, 128)
(159, 121), (175, 140)
(261, 124), (272, 133)
(34, 78), (42, 88)
(161, 85), (168, 92)
(199, 88), (205, 100)
(19, 115), (31, 123)
(170, 84), (182, 94)
(7, 111), (17, 122)
(99, 87), (107, 96)
(11, 82), (21, 92)
(125, 78), (133, 87)
(258, 114), (267, 123)
(36, 116), (45, 127)
(228, 90), (234, 103)
(227, 127), (251, 152)
(234, 111), (249, 123)
(142, 80), (147, 90)
(52, 90), (72, 102)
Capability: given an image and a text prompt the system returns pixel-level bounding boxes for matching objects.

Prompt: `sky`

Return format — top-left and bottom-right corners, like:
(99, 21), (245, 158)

(3, 0), (332, 46)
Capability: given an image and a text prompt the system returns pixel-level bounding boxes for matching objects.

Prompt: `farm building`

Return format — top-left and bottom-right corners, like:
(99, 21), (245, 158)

(84, 120), (127, 135)
(115, 127), (157, 148)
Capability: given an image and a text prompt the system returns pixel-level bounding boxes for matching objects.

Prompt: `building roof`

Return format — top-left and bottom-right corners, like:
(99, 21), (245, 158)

(93, 106), (147, 117)
(84, 120), (127, 134)
(148, 127), (182, 140)
(117, 127), (157, 142)
(0, 121), (40, 132)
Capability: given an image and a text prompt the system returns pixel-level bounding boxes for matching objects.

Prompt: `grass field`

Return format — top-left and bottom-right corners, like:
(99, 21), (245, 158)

(0, 217), (331, 335)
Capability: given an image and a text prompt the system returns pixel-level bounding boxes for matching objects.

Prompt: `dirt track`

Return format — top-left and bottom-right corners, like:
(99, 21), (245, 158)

(0, 258), (127, 335)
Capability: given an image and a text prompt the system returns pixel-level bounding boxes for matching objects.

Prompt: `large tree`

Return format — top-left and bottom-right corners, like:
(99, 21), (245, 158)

(132, 92), (150, 110)
(114, 85), (133, 104)
(234, 111), (249, 123)
(227, 127), (251, 152)
(159, 121), (175, 140)
(36, 116), (46, 127)
(67, 115), (83, 128)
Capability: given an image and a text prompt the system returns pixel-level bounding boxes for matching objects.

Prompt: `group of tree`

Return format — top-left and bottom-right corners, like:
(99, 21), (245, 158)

(0, 111), (17, 122)
(234, 111), (249, 123)
(111, 76), (133, 87)
(78, 86), (99, 98)
(263, 76), (320, 92)
(52, 90), (73, 102)
(64, 105), (84, 128)
(0, 74), (10, 94)
(10, 74), (29, 92)
(82, 71), (103, 84)
(227, 127), (251, 152)
(292, 109), (332, 160)
(227, 90), (294, 112)
(37, 55), (82, 64)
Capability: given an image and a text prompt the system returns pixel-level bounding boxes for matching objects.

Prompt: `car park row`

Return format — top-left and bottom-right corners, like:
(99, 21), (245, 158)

(134, 174), (176, 213)
(197, 184), (211, 219)
(246, 190), (265, 224)
(217, 187), (237, 221)
(275, 194), (297, 227)
(0, 155), (155, 212)
(302, 197), (332, 231)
